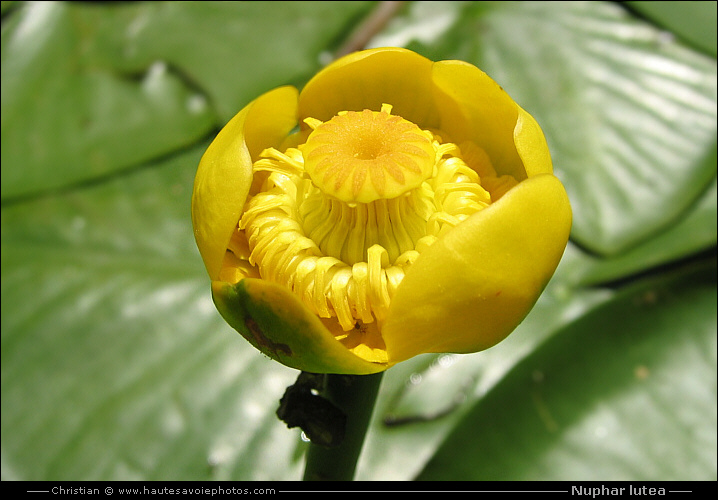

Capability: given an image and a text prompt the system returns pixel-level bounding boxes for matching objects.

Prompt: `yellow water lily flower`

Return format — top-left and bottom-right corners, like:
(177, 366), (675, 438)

(192, 47), (571, 375)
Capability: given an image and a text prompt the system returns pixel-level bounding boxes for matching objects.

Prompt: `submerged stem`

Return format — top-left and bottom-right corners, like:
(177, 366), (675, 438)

(302, 372), (384, 481)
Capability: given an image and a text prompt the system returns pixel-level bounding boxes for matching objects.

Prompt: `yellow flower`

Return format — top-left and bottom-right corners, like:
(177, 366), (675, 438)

(192, 47), (571, 374)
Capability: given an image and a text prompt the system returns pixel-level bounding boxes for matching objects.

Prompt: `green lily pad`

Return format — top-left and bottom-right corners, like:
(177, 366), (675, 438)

(79, 1), (374, 123)
(576, 175), (717, 286)
(0, 2), (216, 200)
(628, 1), (717, 56)
(416, 260), (717, 480)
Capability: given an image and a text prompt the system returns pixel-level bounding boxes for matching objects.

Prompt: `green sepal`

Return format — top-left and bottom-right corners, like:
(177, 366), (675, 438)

(211, 278), (387, 375)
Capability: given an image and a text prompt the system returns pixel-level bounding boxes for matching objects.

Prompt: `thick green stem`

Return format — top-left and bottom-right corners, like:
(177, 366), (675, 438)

(302, 371), (384, 481)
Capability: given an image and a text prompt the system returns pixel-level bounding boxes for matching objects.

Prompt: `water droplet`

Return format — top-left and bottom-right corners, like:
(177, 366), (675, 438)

(436, 353), (457, 369)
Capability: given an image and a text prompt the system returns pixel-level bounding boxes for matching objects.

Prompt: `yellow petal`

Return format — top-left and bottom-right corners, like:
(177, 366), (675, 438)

(381, 174), (571, 363)
(514, 104), (553, 177)
(212, 279), (388, 374)
(298, 47), (441, 129)
(192, 86), (299, 280)
(430, 60), (527, 181)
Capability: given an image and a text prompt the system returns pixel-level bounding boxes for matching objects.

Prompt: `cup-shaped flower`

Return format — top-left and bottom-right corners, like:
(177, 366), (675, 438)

(192, 47), (571, 374)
